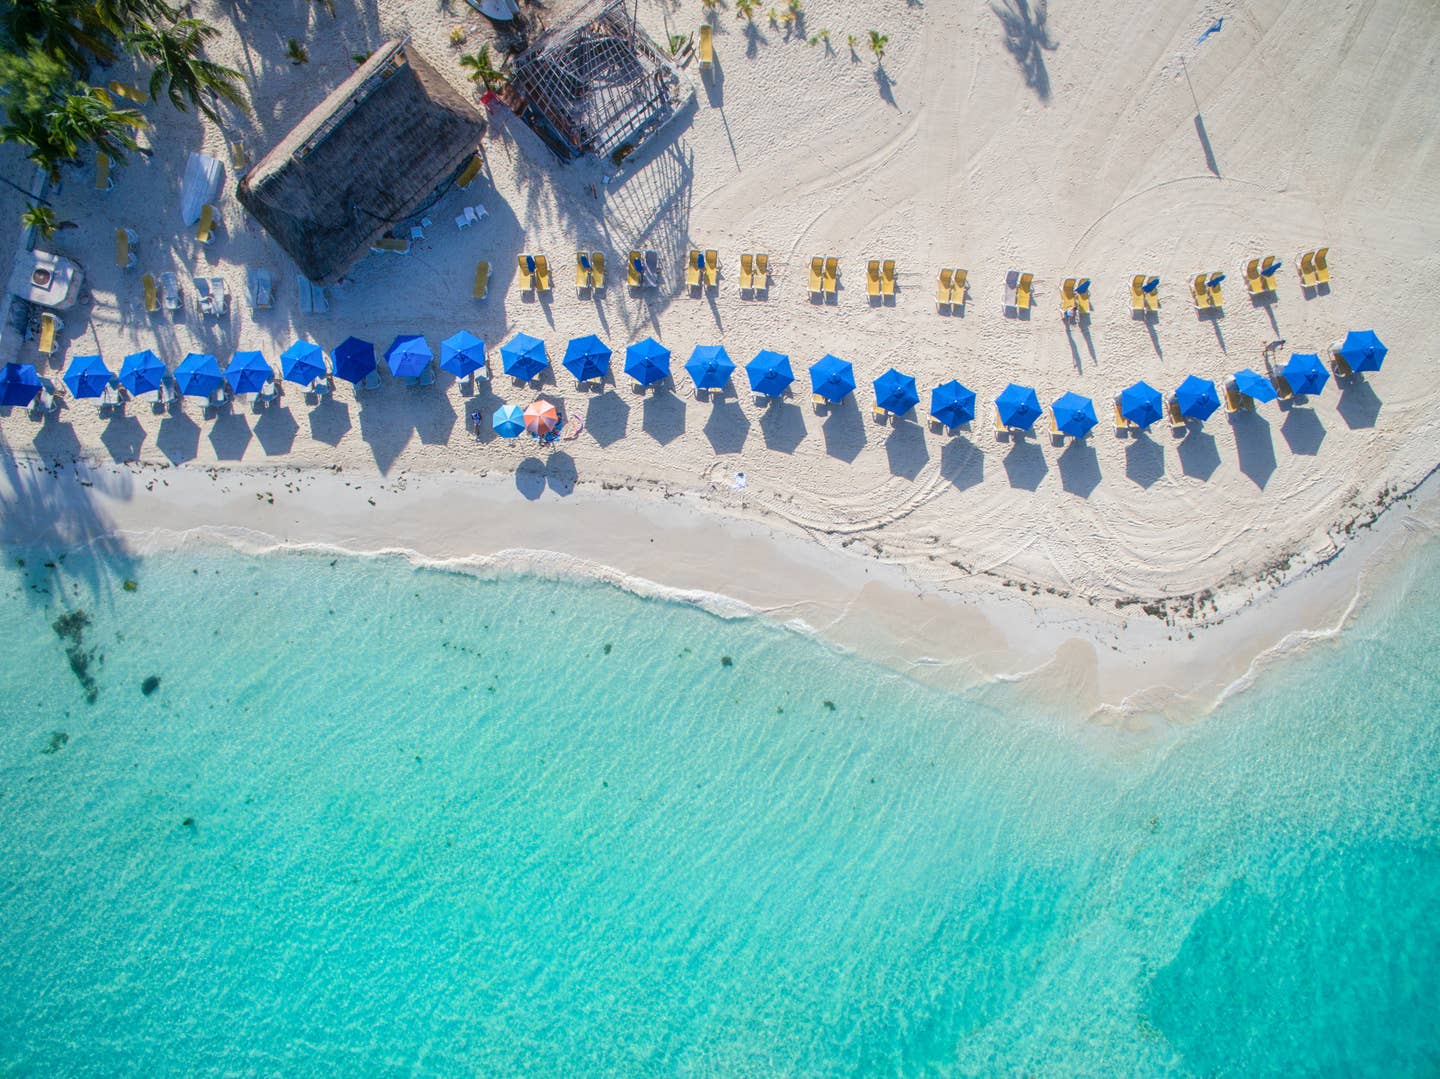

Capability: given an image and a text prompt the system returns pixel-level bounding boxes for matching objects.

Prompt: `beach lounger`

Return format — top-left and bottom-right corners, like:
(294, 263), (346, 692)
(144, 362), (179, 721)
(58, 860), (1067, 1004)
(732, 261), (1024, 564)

(881, 259), (896, 297)
(754, 253), (769, 289)
(456, 206), (475, 230)
(208, 383), (230, 413)
(823, 256), (838, 294)
(534, 255), (551, 291)
(456, 153), (484, 190)
(1113, 399), (1135, 433)
(362, 370), (381, 391)
(418, 364), (436, 388)
(1142, 276), (1160, 312)
(740, 253), (754, 290)
(590, 252), (604, 288)
(687, 250), (703, 289)
(1328, 341), (1352, 378)
(1060, 277), (1077, 313)
(699, 24), (713, 66)
(259, 379), (280, 406)
(1274, 375), (1294, 401)
(208, 276), (229, 315)
(160, 271), (180, 311)
(938, 268), (954, 308)
(576, 252), (592, 290)
(1005, 270), (1020, 310)
(194, 276), (215, 315)
(247, 268), (272, 310)
(230, 141), (249, 177)
(108, 80), (147, 103)
(1130, 275), (1146, 312)
(1260, 257), (1281, 292)
(865, 260), (880, 298)
(628, 251), (644, 288)
(1192, 274), (1213, 310)
(873, 402), (890, 422)
(1243, 258), (1264, 295)
(142, 273), (158, 313)
(1222, 382), (1252, 413)
(951, 268), (967, 306)
(1016, 272), (1033, 310)
(195, 203), (216, 244)
(473, 260), (489, 299)
(1297, 250), (1318, 288)
(371, 236), (410, 254)
(297, 275), (328, 314)
(1166, 395), (1188, 431)
(516, 254), (536, 291)
(994, 409), (1019, 438)
(31, 383), (59, 416)
(1314, 247), (1330, 285)
(95, 151), (112, 192)
(1074, 277), (1091, 315)
(1206, 273), (1224, 309)
(705, 249), (720, 288)
(37, 313), (59, 356)
(810, 256), (824, 295)
(115, 227), (135, 269)
(100, 383), (121, 411)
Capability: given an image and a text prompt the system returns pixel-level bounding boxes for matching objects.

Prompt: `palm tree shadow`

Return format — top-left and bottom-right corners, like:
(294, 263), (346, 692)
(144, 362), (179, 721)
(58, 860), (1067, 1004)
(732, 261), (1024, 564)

(991, 0), (1056, 102)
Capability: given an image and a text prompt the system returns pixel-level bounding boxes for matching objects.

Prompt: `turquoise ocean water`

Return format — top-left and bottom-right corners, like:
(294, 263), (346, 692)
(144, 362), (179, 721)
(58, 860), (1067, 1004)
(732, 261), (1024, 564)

(1, 538), (1438, 1076)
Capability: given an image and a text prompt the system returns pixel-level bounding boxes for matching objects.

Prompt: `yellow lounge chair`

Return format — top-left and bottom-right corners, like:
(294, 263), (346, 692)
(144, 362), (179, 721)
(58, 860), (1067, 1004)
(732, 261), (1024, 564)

(37, 313), (58, 356)
(754, 253), (768, 289)
(1016, 271), (1033, 310)
(1142, 276), (1160, 312)
(115, 227), (134, 269)
(881, 259), (896, 297)
(1205, 274), (1224, 308)
(1297, 250), (1317, 288)
(1114, 399), (1135, 432)
(1130, 275), (1146, 312)
(473, 260), (489, 299)
(951, 268), (967, 305)
(1192, 274), (1213, 310)
(739, 253), (754, 290)
(195, 203), (216, 244)
(95, 151), (112, 192)
(516, 254), (535, 291)
(822, 256), (837, 294)
(1060, 277), (1077, 313)
(576, 252), (591, 290)
(534, 255), (551, 291)
(142, 273), (157, 312)
(687, 250), (703, 288)
(698, 24), (713, 66)
(938, 268), (954, 307)
(1243, 258), (1264, 295)
(1074, 278), (1091, 315)
(1314, 247), (1330, 285)
(1167, 396), (1187, 430)
(456, 153), (484, 190)
(1259, 256), (1280, 292)
(809, 256), (824, 294)
(108, 80), (147, 103)
(866, 260), (881, 297)
(590, 251), (604, 288)
(1274, 376), (1294, 401)
(627, 250), (644, 288)
(705, 249), (719, 287)
(1222, 383), (1252, 413)
(371, 236), (409, 253)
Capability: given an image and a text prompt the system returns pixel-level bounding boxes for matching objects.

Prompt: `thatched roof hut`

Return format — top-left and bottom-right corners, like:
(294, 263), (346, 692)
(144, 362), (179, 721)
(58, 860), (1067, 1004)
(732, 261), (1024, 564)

(238, 40), (485, 283)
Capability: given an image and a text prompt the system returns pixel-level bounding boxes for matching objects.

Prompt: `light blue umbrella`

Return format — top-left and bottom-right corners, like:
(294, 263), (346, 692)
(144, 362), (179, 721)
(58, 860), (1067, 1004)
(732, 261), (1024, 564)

(492, 403), (524, 438)
(63, 354), (112, 399)
(563, 333), (611, 383)
(1232, 368), (1278, 404)
(746, 350), (793, 396)
(1120, 380), (1164, 427)
(226, 350), (272, 395)
(685, 345), (734, 390)
(625, 337), (671, 387)
(119, 349), (165, 396)
(331, 337), (376, 384)
(1052, 391), (1097, 437)
(1334, 329), (1386, 373)
(996, 383), (1041, 430)
(501, 333), (549, 380)
(809, 354), (855, 402)
(385, 334), (433, 379)
(174, 352), (223, 397)
(0, 362), (42, 406)
(1281, 353), (1329, 396)
(1174, 375), (1220, 420)
(873, 368), (919, 415)
(281, 341), (326, 386)
(440, 331), (487, 379)
(930, 380), (976, 427)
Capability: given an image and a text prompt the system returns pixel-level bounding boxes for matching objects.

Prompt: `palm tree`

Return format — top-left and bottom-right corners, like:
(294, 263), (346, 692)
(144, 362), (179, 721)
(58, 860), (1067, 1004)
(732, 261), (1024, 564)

(0, 49), (79, 178)
(92, 0), (180, 34)
(868, 30), (888, 62)
(49, 86), (145, 161)
(0, 0), (117, 74)
(22, 203), (76, 239)
(459, 44), (507, 93)
(126, 18), (249, 122)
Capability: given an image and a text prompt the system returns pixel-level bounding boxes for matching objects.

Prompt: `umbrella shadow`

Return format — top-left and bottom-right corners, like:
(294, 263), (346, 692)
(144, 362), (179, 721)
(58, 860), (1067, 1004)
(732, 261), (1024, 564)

(547, 451), (577, 496)
(1176, 429), (1221, 480)
(1124, 433), (1165, 488)
(308, 397), (352, 446)
(515, 457), (546, 500)
(884, 420), (929, 479)
(254, 405), (299, 456)
(820, 397), (866, 463)
(1336, 379), (1381, 429)
(585, 390), (630, 447)
(156, 409), (202, 463)
(758, 400), (807, 453)
(1057, 439), (1100, 496)
(1003, 438), (1047, 490)
(209, 412), (253, 461)
(641, 391), (686, 445)
(1231, 412), (1276, 488)
(100, 413), (147, 462)
(1279, 406), (1326, 455)
(703, 397), (749, 454)
(31, 416), (84, 464)
(940, 436), (984, 490)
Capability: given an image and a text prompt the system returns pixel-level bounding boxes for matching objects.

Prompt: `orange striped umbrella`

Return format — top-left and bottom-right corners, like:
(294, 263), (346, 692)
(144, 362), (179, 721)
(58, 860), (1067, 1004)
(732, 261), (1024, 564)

(524, 399), (558, 435)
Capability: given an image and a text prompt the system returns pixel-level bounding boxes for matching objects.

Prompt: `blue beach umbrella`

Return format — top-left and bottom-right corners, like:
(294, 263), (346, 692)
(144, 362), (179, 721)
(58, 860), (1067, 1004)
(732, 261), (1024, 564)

(440, 330), (487, 379)
(929, 380), (976, 428)
(331, 337), (377, 384)
(996, 383), (1041, 431)
(281, 341), (326, 386)
(1174, 374), (1220, 420)
(1260, 257), (1283, 276)
(809, 354), (856, 402)
(385, 334), (433, 379)
(625, 337), (671, 387)
(1232, 368), (1278, 404)
(746, 349), (793, 396)
(562, 333), (612, 383)
(685, 345), (734, 390)
(62, 354), (112, 399)
(492, 403), (524, 438)
(1334, 329), (1386, 373)
(119, 349), (165, 396)
(1052, 391), (1098, 437)
(1119, 380), (1164, 427)
(501, 333), (549, 381)
(0, 362), (43, 406)
(174, 352), (223, 397)
(873, 367), (919, 415)
(1281, 352), (1329, 396)
(226, 350), (272, 395)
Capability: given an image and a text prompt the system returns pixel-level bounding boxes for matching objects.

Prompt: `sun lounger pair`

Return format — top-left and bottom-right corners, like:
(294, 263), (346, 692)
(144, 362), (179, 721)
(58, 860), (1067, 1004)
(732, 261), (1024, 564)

(1130, 275), (1160, 313)
(809, 256), (839, 296)
(194, 276), (228, 316)
(687, 249), (719, 289)
(455, 204), (488, 230)
(1244, 257), (1282, 295)
(195, 204), (217, 245)
(937, 268), (967, 307)
(1004, 270), (1033, 312)
(1191, 272), (1225, 310)
(698, 24), (714, 66)
(517, 254), (551, 292)
(1059, 277), (1091, 316)
(247, 269), (273, 310)
(1296, 247), (1331, 288)
(738, 253), (769, 291)
(575, 251), (606, 290)
(864, 260), (895, 298)
(115, 227), (136, 269)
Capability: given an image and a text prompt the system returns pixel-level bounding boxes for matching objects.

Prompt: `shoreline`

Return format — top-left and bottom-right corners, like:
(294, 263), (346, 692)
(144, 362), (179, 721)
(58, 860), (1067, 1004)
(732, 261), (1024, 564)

(3, 451), (1436, 723)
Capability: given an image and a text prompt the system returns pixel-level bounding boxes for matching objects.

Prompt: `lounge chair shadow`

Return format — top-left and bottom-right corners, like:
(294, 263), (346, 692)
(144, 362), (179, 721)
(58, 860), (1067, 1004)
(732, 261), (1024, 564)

(1231, 412), (1276, 488)
(1124, 433), (1165, 488)
(515, 457), (546, 500)
(1057, 439), (1100, 496)
(308, 397), (352, 446)
(208, 411), (253, 462)
(546, 451), (577, 496)
(100, 413), (147, 463)
(641, 391), (686, 445)
(1078, 318), (1097, 361)
(1144, 318), (1163, 358)
(1064, 324), (1082, 372)
(1203, 308), (1227, 351)
(254, 404), (300, 456)
(703, 51), (724, 109)
(703, 396), (749, 454)
(1280, 405), (1326, 456)
(939, 436), (983, 490)
(156, 410), (202, 463)
(1003, 438), (1047, 490)
(1336, 378), (1381, 429)
(585, 390), (631, 447)
(758, 399), (807, 453)
(821, 396), (866, 462)
(884, 418), (928, 479)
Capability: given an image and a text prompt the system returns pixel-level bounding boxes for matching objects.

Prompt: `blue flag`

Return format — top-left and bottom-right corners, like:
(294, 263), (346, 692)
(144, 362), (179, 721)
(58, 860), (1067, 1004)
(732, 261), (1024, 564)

(1196, 17), (1223, 45)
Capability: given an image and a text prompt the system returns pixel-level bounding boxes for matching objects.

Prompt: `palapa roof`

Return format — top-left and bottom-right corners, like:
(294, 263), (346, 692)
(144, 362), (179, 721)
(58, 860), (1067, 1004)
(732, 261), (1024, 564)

(238, 40), (485, 283)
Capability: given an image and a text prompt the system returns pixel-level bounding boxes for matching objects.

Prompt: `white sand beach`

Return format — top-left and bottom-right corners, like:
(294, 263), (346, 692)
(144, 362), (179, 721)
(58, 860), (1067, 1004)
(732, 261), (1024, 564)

(3, 0), (1439, 716)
